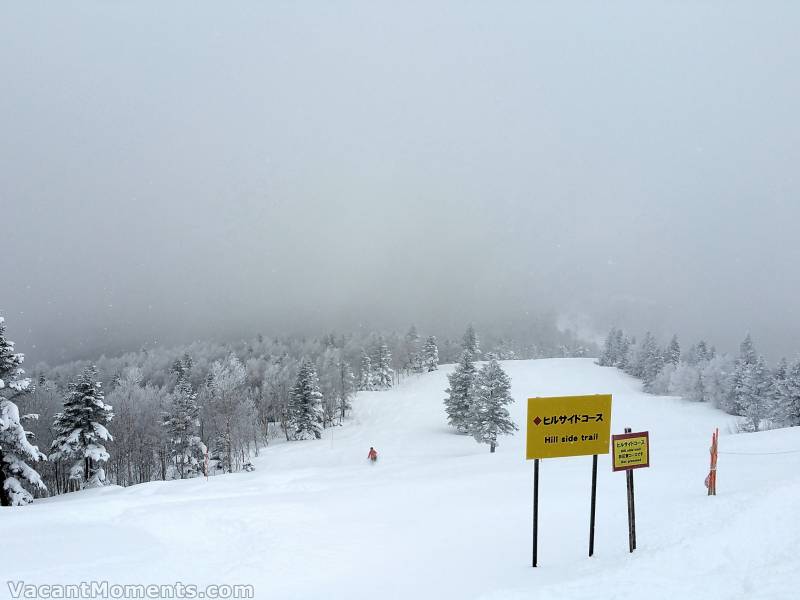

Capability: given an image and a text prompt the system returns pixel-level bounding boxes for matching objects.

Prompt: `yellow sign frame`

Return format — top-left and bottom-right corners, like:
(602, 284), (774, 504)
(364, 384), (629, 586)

(612, 431), (650, 471)
(526, 394), (612, 459)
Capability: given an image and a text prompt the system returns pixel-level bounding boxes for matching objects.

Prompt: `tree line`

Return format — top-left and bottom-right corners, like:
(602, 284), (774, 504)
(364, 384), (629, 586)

(598, 328), (800, 432)
(2, 314), (587, 506)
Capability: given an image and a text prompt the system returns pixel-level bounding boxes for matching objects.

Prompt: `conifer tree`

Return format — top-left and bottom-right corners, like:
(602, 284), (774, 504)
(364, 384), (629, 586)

(729, 334), (759, 415)
(462, 324), (480, 357)
(162, 378), (202, 479)
(288, 360), (324, 440)
(358, 352), (373, 391)
(444, 350), (477, 433)
(666, 335), (681, 365)
(598, 328), (618, 366)
(636, 332), (664, 388)
(781, 359), (800, 426)
(372, 342), (393, 390)
(0, 317), (46, 506)
(469, 359), (518, 452)
(616, 330), (632, 370)
(423, 336), (439, 372)
(403, 325), (422, 374)
(737, 355), (773, 431)
(336, 358), (356, 422)
(50, 366), (114, 488)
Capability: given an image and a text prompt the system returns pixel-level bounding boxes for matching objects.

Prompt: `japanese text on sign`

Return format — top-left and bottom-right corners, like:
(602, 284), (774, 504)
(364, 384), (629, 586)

(612, 431), (650, 471)
(526, 395), (612, 459)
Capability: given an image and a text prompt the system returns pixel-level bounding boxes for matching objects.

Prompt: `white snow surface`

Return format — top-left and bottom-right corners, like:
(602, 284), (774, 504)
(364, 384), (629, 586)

(3, 359), (800, 599)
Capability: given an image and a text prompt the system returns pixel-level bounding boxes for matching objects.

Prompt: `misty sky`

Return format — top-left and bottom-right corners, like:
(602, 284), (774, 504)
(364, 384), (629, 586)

(2, 2), (799, 364)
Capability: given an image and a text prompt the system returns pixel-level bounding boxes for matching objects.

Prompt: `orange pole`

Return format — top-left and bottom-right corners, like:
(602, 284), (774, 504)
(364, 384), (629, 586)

(707, 428), (718, 496)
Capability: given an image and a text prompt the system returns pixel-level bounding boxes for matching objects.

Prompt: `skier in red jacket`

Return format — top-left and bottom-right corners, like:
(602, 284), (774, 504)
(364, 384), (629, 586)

(367, 447), (378, 463)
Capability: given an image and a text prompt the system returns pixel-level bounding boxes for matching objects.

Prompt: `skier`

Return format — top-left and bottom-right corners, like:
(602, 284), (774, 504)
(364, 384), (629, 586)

(367, 447), (378, 463)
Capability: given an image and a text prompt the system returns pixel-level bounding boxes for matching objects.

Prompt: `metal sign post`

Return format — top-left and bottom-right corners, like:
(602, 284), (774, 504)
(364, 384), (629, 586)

(526, 394), (612, 566)
(532, 458), (539, 567)
(611, 428), (650, 553)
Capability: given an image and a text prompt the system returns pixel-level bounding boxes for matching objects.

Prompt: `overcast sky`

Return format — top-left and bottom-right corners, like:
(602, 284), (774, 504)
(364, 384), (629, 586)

(2, 2), (799, 364)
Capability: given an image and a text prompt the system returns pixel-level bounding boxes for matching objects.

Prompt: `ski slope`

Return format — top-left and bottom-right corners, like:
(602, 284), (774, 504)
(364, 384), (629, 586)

(4, 359), (800, 599)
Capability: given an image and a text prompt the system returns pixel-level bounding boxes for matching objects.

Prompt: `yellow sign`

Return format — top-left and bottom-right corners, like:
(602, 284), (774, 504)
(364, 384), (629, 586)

(612, 431), (650, 471)
(526, 394), (612, 459)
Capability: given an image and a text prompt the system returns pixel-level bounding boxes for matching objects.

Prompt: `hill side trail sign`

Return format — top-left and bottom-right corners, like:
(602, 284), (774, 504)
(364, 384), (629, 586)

(526, 394), (612, 567)
(612, 429), (650, 553)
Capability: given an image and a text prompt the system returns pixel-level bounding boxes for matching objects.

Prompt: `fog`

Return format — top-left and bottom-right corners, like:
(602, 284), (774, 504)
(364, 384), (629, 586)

(2, 2), (799, 364)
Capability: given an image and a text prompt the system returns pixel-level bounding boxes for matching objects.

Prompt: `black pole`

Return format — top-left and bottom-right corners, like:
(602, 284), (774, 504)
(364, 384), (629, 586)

(630, 468), (637, 551)
(626, 469), (634, 552)
(623, 427), (636, 553)
(589, 454), (598, 557)
(532, 458), (539, 567)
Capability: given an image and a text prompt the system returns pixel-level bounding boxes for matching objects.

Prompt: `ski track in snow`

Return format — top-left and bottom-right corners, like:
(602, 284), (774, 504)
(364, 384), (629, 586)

(3, 359), (799, 599)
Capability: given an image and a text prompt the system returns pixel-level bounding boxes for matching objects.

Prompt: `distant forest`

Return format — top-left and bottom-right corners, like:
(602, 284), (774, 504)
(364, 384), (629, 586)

(1, 312), (591, 505)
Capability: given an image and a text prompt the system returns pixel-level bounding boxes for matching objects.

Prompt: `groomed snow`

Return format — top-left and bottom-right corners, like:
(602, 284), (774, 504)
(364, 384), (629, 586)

(3, 359), (800, 599)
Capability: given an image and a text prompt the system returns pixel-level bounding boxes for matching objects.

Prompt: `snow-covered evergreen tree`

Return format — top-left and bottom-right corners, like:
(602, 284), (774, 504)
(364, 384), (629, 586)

(162, 377), (203, 479)
(372, 342), (393, 390)
(336, 358), (355, 422)
(781, 359), (800, 426)
(666, 335), (681, 365)
(0, 317), (46, 506)
(469, 359), (517, 452)
(358, 352), (373, 391)
(444, 350), (477, 433)
(288, 360), (324, 440)
(737, 355), (773, 431)
(50, 366), (114, 488)
(462, 324), (480, 357)
(423, 336), (439, 372)
(403, 325), (422, 374)
(729, 334), (759, 415)
(598, 328), (618, 367)
(637, 332), (664, 389)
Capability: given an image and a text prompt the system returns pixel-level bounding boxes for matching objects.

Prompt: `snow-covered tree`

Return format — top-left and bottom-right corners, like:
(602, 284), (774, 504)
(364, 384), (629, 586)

(444, 350), (477, 433)
(636, 332), (664, 389)
(780, 359), (800, 426)
(288, 359), (324, 440)
(599, 328), (634, 370)
(423, 336), (439, 372)
(372, 342), (393, 390)
(208, 353), (247, 473)
(462, 324), (480, 357)
(701, 354), (735, 409)
(0, 318), (46, 506)
(729, 334), (759, 415)
(162, 378), (203, 479)
(598, 328), (616, 366)
(358, 352), (373, 391)
(737, 355), (773, 431)
(469, 359), (518, 452)
(668, 363), (704, 402)
(666, 335), (681, 365)
(50, 366), (114, 488)
(403, 325), (422, 374)
(335, 357), (355, 423)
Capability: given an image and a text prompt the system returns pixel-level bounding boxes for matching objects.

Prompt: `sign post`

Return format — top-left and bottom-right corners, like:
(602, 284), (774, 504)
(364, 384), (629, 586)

(611, 428), (650, 552)
(526, 394), (612, 566)
(532, 458), (539, 567)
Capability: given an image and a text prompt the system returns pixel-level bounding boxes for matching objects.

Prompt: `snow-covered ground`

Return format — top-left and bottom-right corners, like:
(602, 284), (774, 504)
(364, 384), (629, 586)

(4, 359), (800, 599)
